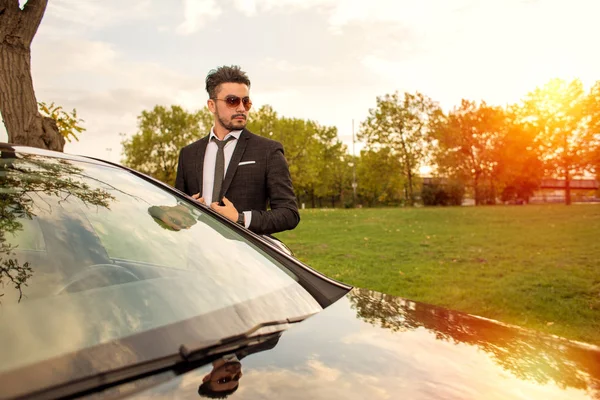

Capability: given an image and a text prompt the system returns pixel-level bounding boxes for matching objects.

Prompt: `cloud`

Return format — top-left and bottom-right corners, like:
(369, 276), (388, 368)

(353, 0), (600, 108)
(175, 0), (336, 35)
(9, 35), (206, 162)
(44, 0), (154, 30)
(176, 0), (222, 35)
(232, 0), (258, 16)
(42, 89), (172, 118)
(32, 37), (203, 97)
(4, 0), (600, 165)
(260, 58), (325, 76)
(326, 0), (475, 30)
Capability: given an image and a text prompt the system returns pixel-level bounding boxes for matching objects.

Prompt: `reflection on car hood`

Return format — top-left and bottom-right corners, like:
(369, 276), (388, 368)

(130, 287), (600, 400)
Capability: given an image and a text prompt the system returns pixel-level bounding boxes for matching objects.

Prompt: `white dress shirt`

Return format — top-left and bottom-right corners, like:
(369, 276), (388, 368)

(202, 128), (252, 228)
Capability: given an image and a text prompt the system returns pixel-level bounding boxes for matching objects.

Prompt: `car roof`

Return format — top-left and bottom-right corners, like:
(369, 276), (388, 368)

(0, 142), (113, 168)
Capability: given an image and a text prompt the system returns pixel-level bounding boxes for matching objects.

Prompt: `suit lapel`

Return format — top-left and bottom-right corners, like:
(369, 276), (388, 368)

(220, 129), (250, 199)
(195, 135), (210, 194)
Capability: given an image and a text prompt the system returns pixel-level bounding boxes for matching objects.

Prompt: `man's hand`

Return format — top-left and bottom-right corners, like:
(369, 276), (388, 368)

(148, 204), (197, 231)
(192, 193), (206, 205)
(211, 197), (238, 222)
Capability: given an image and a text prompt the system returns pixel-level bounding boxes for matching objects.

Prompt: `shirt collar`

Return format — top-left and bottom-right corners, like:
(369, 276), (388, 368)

(209, 127), (243, 141)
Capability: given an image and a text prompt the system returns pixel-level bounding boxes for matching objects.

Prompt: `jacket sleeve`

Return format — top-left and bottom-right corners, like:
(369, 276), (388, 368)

(248, 142), (300, 235)
(175, 148), (187, 194)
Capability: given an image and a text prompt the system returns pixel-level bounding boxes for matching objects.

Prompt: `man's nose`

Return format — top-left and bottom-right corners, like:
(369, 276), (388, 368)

(235, 101), (246, 113)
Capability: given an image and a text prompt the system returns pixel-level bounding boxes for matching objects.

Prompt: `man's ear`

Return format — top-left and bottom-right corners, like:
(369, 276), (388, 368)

(202, 373), (211, 383)
(207, 99), (216, 113)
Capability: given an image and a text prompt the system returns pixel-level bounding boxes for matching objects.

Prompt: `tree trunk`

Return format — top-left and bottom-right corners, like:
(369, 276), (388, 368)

(565, 169), (571, 206)
(489, 175), (496, 205)
(563, 133), (571, 206)
(406, 168), (414, 206)
(0, 0), (63, 151)
(473, 174), (480, 206)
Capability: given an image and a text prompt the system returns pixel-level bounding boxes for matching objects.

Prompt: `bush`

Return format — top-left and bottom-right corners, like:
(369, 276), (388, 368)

(421, 180), (464, 206)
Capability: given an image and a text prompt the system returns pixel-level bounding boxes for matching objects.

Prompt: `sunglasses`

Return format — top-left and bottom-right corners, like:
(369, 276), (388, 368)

(216, 372), (242, 385)
(213, 95), (252, 111)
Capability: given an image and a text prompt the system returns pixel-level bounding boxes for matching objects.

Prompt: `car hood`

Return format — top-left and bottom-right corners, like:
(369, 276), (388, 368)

(126, 287), (600, 400)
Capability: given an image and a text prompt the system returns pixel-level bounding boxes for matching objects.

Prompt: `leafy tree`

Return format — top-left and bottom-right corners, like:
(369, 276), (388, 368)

(586, 81), (600, 178)
(121, 105), (212, 186)
(311, 125), (346, 207)
(495, 109), (544, 204)
(38, 101), (86, 143)
(433, 100), (507, 205)
(421, 178), (465, 206)
(248, 106), (315, 204)
(360, 92), (442, 206)
(517, 79), (590, 205)
(357, 148), (404, 207)
(319, 144), (353, 208)
(591, 147), (600, 179)
(0, 0), (63, 151)
(248, 106), (346, 208)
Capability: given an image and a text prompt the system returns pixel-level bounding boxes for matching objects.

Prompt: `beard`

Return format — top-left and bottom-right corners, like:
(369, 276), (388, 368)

(216, 110), (247, 131)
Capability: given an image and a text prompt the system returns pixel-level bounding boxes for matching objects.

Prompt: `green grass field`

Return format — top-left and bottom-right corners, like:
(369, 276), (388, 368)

(275, 204), (600, 345)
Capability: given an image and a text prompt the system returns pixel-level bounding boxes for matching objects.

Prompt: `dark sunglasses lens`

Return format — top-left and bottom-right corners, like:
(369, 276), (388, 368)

(242, 97), (252, 110)
(225, 96), (241, 107)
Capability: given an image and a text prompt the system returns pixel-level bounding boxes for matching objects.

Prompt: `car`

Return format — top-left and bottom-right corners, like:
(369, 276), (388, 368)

(0, 143), (599, 400)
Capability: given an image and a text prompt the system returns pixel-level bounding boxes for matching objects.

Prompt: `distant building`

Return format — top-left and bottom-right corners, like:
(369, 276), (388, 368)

(421, 177), (600, 204)
(530, 179), (599, 203)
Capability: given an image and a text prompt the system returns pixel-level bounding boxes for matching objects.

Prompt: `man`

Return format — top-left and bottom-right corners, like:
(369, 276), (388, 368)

(197, 334), (281, 398)
(197, 354), (242, 398)
(175, 65), (299, 235)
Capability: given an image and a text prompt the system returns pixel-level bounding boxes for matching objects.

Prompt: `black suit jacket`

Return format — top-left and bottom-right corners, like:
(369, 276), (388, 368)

(175, 129), (300, 235)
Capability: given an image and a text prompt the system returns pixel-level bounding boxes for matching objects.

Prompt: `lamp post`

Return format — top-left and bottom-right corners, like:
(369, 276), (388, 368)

(351, 119), (357, 206)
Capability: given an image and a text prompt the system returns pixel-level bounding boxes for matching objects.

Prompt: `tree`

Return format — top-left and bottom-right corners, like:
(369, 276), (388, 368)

(311, 125), (347, 207)
(38, 101), (86, 143)
(433, 100), (508, 205)
(121, 105), (212, 186)
(421, 178), (465, 206)
(319, 144), (353, 208)
(517, 79), (590, 205)
(360, 92), (442, 206)
(248, 106), (315, 205)
(586, 81), (600, 178)
(495, 109), (544, 204)
(248, 106), (345, 208)
(357, 148), (404, 207)
(0, 0), (64, 151)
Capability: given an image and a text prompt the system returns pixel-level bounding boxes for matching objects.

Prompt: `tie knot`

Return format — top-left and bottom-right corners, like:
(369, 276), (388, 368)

(212, 135), (235, 149)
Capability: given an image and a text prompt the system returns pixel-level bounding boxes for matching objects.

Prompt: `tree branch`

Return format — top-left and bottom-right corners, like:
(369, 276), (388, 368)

(0, 0), (20, 41)
(18, 0), (47, 44)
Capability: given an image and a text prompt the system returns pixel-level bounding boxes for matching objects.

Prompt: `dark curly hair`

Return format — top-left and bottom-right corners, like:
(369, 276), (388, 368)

(205, 65), (251, 99)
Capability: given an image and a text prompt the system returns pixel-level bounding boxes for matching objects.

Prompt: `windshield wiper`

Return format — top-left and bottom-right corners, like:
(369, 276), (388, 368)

(21, 313), (315, 400)
(178, 313), (310, 361)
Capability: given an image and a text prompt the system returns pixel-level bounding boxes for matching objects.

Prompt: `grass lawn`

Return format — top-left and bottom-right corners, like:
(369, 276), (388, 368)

(275, 204), (600, 345)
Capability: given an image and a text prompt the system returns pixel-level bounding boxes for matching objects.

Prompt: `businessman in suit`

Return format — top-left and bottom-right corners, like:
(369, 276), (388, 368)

(175, 65), (299, 235)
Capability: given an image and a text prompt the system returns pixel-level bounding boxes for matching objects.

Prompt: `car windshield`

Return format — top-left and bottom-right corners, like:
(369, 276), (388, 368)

(0, 151), (321, 374)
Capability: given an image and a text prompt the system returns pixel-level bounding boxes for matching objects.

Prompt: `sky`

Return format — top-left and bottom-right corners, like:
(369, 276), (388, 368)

(2, 0), (600, 164)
